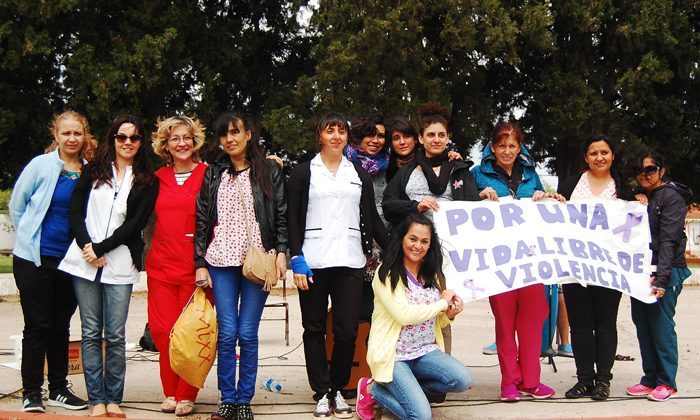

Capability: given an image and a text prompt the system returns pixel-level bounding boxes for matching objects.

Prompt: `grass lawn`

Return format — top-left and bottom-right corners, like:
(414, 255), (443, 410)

(0, 254), (11, 274)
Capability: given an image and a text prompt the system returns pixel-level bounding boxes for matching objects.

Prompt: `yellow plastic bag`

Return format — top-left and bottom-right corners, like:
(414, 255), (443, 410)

(169, 287), (217, 388)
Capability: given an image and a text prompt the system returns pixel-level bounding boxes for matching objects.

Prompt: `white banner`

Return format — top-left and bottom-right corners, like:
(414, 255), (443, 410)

(433, 198), (655, 303)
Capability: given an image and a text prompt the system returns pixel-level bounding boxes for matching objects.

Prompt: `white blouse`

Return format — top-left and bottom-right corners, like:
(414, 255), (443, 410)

(303, 154), (366, 269)
(59, 165), (139, 285)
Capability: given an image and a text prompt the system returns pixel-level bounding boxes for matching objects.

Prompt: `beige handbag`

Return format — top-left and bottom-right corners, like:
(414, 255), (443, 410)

(236, 177), (278, 291)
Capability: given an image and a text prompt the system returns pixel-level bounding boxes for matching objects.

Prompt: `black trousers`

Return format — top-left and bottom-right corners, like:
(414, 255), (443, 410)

(13, 255), (78, 394)
(298, 267), (363, 401)
(563, 283), (621, 384)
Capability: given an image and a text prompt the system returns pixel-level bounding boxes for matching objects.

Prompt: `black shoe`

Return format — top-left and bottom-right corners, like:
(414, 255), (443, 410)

(211, 402), (237, 420)
(48, 387), (88, 410)
(236, 403), (254, 420)
(427, 393), (447, 406)
(591, 381), (610, 401)
(22, 391), (45, 413)
(565, 382), (593, 399)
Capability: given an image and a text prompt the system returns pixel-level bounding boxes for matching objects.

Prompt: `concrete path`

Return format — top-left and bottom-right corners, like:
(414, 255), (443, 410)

(1, 285), (699, 419)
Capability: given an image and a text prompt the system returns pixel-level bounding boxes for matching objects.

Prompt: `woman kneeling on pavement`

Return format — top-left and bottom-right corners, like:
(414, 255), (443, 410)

(356, 213), (472, 420)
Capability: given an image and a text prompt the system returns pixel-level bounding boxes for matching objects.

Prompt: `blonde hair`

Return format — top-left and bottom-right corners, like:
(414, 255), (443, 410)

(45, 110), (98, 161)
(151, 115), (206, 164)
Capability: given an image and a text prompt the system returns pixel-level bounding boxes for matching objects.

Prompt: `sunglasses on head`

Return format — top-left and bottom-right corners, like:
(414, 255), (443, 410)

(635, 164), (659, 175)
(114, 133), (143, 143)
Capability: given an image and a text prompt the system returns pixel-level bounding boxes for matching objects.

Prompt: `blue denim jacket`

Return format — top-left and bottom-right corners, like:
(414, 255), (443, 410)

(471, 145), (543, 199)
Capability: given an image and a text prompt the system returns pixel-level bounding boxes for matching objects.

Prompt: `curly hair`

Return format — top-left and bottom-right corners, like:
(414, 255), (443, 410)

(45, 110), (98, 161)
(151, 115), (206, 164)
(418, 102), (451, 135)
(349, 114), (385, 148)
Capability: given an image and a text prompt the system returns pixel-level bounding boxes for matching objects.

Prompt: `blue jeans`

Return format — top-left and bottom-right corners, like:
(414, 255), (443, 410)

(371, 350), (472, 420)
(73, 277), (132, 405)
(210, 265), (269, 404)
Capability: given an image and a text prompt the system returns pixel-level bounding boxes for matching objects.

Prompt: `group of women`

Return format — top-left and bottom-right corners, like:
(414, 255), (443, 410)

(9, 104), (691, 420)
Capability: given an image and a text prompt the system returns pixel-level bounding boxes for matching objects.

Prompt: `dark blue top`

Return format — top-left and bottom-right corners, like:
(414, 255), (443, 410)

(40, 173), (79, 257)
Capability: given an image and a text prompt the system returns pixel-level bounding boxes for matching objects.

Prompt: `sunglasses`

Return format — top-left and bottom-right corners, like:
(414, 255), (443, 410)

(635, 164), (660, 176)
(114, 133), (143, 143)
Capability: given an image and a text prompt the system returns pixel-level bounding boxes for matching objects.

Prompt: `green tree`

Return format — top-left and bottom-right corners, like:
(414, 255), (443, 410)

(520, 0), (700, 194)
(1, 0), (312, 184)
(0, 0), (75, 188)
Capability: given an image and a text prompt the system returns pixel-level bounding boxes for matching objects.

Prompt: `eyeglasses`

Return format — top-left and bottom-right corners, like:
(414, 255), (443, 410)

(114, 133), (143, 143)
(635, 164), (660, 176)
(168, 136), (194, 144)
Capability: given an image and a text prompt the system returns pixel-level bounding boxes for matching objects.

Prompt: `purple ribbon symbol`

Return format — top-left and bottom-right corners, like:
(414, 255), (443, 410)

(463, 279), (485, 300)
(612, 212), (645, 242)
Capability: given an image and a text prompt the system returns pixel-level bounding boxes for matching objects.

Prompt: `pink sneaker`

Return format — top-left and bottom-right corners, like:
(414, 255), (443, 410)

(626, 383), (654, 396)
(518, 383), (555, 399)
(500, 383), (520, 402)
(647, 384), (676, 402)
(356, 377), (375, 420)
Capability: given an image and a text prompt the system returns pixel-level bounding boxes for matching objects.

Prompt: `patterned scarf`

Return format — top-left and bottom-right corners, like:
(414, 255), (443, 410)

(345, 144), (389, 175)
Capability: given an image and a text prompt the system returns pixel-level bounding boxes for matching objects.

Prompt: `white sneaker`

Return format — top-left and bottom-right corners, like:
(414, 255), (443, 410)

(313, 394), (331, 418)
(331, 391), (353, 419)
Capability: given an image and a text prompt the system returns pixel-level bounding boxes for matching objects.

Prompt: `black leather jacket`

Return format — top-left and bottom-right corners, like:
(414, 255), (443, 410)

(194, 158), (288, 268)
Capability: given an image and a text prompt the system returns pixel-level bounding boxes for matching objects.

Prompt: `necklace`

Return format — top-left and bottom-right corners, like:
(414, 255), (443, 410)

(113, 167), (125, 199)
(61, 168), (80, 180)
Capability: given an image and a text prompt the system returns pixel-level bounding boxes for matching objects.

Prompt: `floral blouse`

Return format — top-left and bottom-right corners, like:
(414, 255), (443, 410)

(205, 168), (271, 267)
(395, 270), (441, 361)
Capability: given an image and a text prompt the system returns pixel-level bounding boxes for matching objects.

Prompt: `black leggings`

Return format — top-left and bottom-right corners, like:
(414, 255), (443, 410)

(14, 255), (78, 394)
(563, 283), (621, 384)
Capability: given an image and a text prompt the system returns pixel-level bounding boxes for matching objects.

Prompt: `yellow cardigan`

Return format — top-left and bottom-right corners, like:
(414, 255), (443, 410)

(366, 266), (452, 383)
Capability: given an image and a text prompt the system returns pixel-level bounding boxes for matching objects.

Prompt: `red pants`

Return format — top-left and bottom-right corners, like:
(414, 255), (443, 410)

(489, 283), (549, 389)
(147, 277), (200, 402)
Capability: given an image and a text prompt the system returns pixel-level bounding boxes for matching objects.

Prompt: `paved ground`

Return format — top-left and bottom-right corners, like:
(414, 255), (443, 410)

(0, 282), (699, 419)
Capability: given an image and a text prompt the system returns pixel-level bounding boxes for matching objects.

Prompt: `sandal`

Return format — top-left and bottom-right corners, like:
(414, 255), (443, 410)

(161, 396), (176, 413)
(591, 381), (610, 401)
(106, 403), (126, 418)
(176, 400), (195, 417)
(565, 382), (593, 399)
(90, 404), (108, 417)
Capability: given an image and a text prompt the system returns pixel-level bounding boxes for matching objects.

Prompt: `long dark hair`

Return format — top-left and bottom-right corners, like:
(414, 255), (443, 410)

(582, 134), (632, 200)
(86, 114), (154, 189)
(378, 213), (445, 290)
(213, 111), (273, 199)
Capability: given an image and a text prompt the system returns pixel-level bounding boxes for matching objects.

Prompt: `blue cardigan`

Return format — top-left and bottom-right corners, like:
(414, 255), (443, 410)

(9, 150), (81, 266)
(471, 145), (543, 198)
